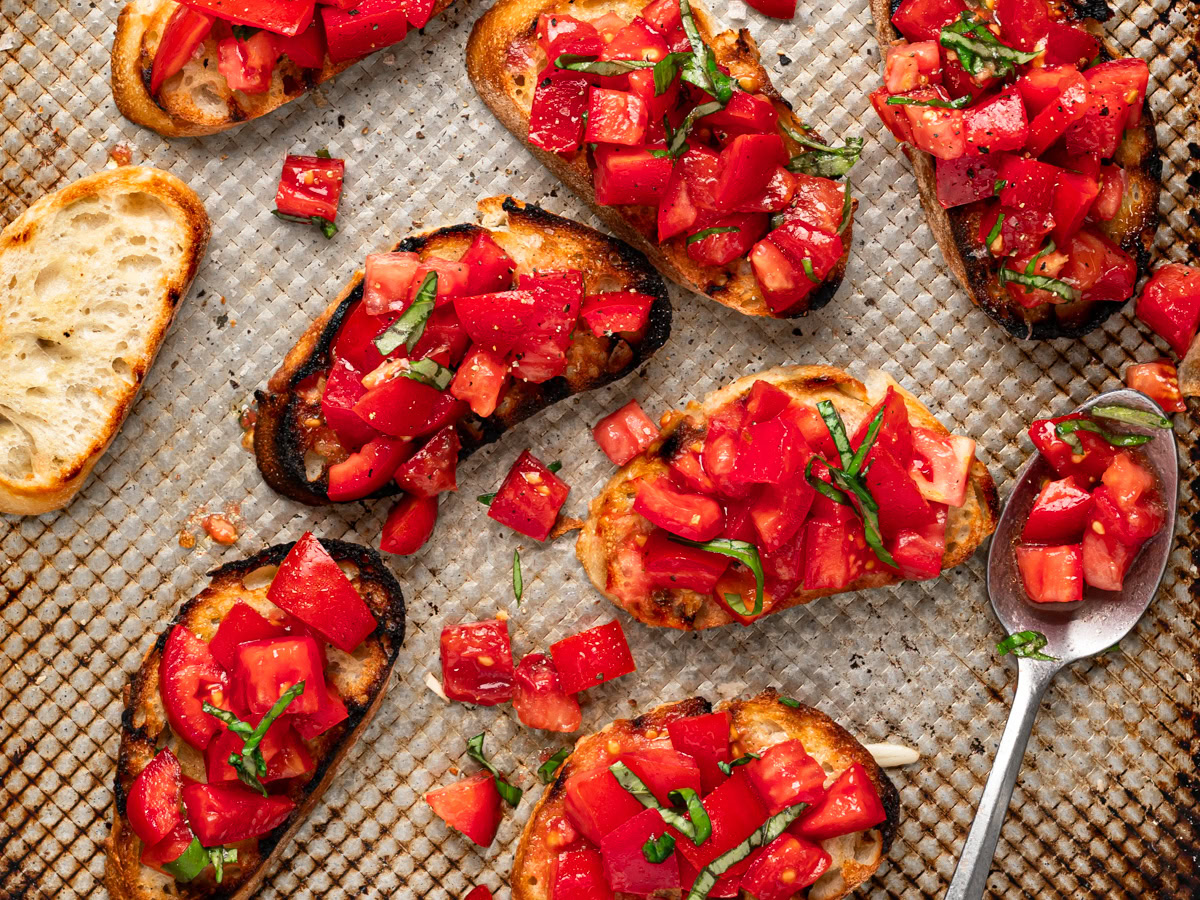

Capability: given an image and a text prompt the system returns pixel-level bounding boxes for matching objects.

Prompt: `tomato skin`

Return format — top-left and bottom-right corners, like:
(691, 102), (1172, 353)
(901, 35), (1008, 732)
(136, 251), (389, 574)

(749, 238), (811, 314)
(1059, 229), (1136, 304)
(674, 771), (768, 871)
(332, 300), (401, 374)
(642, 528), (730, 592)
(461, 232), (516, 295)
(745, 0), (797, 18)
(181, 0), (314, 35)
(234, 636), (325, 716)
(487, 450), (571, 541)
(564, 765), (645, 845)
(1044, 21), (1100, 67)
(379, 493), (439, 555)
(127, 749), (184, 847)
(935, 154), (1003, 209)
(529, 68), (591, 153)
(1017, 544), (1084, 603)
(321, 0), (409, 63)
(997, 156), (1060, 241)
(700, 91), (778, 136)
(1090, 164), (1124, 221)
(586, 88), (648, 146)
(600, 808), (680, 894)
(150, 7), (214, 95)
(685, 213), (768, 267)
(741, 834), (832, 899)
(994, 0), (1049, 50)
(1064, 83), (1129, 159)
(791, 763), (886, 841)
(1027, 414), (1119, 486)
(1082, 514), (1139, 591)
(902, 103), (966, 159)
(552, 848), (613, 900)
(594, 144), (674, 206)
(210, 601), (295, 671)
(621, 747), (704, 806)
(787, 173), (848, 236)
(1135, 263), (1200, 357)
(1051, 171), (1100, 244)
(216, 30), (276, 93)
(140, 822), (198, 874)
(425, 773), (503, 847)
(666, 711), (732, 795)
(593, 399), (659, 465)
(267, 532), (377, 652)
(291, 680), (350, 739)
(1022, 476), (1094, 544)
(1083, 58), (1149, 129)
(182, 782), (296, 846)
(802, 493), (868, 591)
(580, 292), (655, 337)
(275, 154), (344, 222)
(362, 251), (420, 316)
(450, 346), (509, 418)
(601, 17), (670, 62)
(865, 447), (935, 539)
(399, 0), (436, 28)
(1026, 73), (1094, 157)
(393, 426), (460, 497)
(326, 435), (413, 502)
(743, 739), (826, 815)
(1125, 361), (1186, 413)
(321, 357), (378, 449)
(963, 89), (1028, 156)
(440, 619), (515, 706)
(891, 0), (966, 41)
(768, 213), (844, 284)
(464, 887), (495, 900)
(550, 619), (636, 693)
(513, 653), (582, 733)
(537, 13), (601, 57)
(712, 134), (789, 210)
(634, 477), (725, 541)
(160, 625), (230, 750)
(354, 377), (464, 438)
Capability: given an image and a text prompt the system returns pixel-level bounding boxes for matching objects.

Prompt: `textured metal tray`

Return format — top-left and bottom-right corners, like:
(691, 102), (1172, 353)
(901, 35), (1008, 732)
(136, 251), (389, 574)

(1, 0), (1198, 896)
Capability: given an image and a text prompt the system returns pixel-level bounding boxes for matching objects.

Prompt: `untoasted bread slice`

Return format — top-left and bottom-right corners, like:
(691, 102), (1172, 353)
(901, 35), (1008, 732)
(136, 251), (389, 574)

(466, 0), (854, 319)
(513, 690), (901, 900)
(254, 195), (671, 505)
(868, 1), (1161, 339)
(0, 166), (209, 516)
(112, 0), (456, 138)
(578, 365), (1000, 629)
(104, 538), (405, 900)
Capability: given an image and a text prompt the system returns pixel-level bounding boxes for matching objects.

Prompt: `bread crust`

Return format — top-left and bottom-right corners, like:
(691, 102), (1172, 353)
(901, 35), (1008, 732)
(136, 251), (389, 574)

(511, 690), (901, 900)
(254, 195), (672, 505)
(0, 165), (210, 515)
(112, 0), (456, 137)
(103, 538), (406, 900)
(577, 365), (1000, 629)
(867, 0), (1162, 340)
(466, 0), (855, 319)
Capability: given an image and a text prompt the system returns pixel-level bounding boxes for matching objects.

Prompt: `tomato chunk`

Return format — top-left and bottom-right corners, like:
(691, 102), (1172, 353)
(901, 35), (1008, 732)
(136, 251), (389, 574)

(513, 653), (582, 733)
(751, 470), (815, 553)
(354, 376), (463, 438)
(593, 399), (659, 465)
(994, 0), (1049, 50)
(320, 357), (376, 449)
(181, 0), (314, 36)
(1084, 57), (1149, 129)
(700, 91), (778, 136)
(667, 711), (731, 794)
(1136, 263), (1200, 358)
(326, 434), (412, 502)
(891, 0), (966, 41)
(633, 477), (725, 541)
(291, 680), (350, 739)
(1017, 544), (1084, 603)
(593, 144), (674, 205)
(580, 292), (654, 337)
(440, 619), (515, 706)
(205, 717), (314, 784)
(731, 415), (809, 485)
(362, 251), (420, 316)
(487, 450), (570, 541)
(234, 636), (325, 717)
(450, 346), (509, 418)
(601, 17), (670, 62)
(674, 771), (767, 870)
(321, 0), (408, 63)
(802, 493), (868, 591)
(267, 533), (377, 652)
(935, 154), (1002, 209)
(712, 133), (789, 210)
(908, 427), (974, 507)
(426, 773), (502, 847)
(151, 7), (214, 95)
(686, 213), (769, 268)
(741, 834), (832, 899)
(160, 625), (230, 750)
(209, 600), (297, 672)
(1026, 71), (1094, 157)
(1059, 229), (1136, 304)
(622, 747), (703, 806)
(127, 749), (184, 847)
(552, 849), (612, 900)
(275, 154), (344, 223)
(550, 619), (636, 693)
(1022, 476), (1093, 544)
(586, 88), (648, 145)
(963, 89), (1028, 156)
(1051, 170), (1101, 244)
(564, 765), (645, 844)
(140, 821), (199, 874)
(529, 68), (591, 153)
(902, 103), (966, 159)
(642, 528), (730, 593)
(791, 763), (886, 840)
(743, 739), (826, 815)
(601, 808), (680, 894)
(216, 30), (276, 93)
(1125, 361), (1186, 413)
(394, 426), (460, 497)
(181, 782), (295, 846)
(1045, 20), (1100, 67)
(461, 232), (516, 295)
(1081, 509), (1141, 591)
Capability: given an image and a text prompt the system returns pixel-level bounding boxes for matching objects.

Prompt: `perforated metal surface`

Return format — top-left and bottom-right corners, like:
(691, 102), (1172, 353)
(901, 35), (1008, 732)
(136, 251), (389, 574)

(0, 0), (1198, 896)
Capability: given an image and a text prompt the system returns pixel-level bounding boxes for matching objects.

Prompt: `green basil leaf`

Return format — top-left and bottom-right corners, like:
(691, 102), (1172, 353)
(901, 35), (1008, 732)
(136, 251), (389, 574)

(477, 492), (496, 505)
(804, 457), (853, 507)
(685, 803), (808, 900)
(846, 402), (887, 476)
(783, 125), (864, 178)
(994, 178), (1007, 192)
(828, 466), (898, 569)
(995, 630), (1057, 661)
(666, 100), (725, 157)
(204, 682), (304, 796)
(161, 838), (211, 883)
(208, 847), (236, 884)
(997, 265), (1080, 303)
(538, 748), (571, 784)
(667, 536), (764, 617)
(1055, 418), (1153, 451)
(816, 399), (854, 470)
(315, 147), (332, 159)
(402, 357), (454, 390)
(779, 696), (802, 708)
(230, 24), (259, 41)
(1090, 405), (1173, 430)
(556, 54), (657, 76)
(940, 12), (1039, 78)
(800, 257), (820, 283)
(271, 209), (338, 239)
(643, 831), (677, 863)
(610, 763), (709, 843)
(513, 549), (523, 604)
(653, 52), (691, 95)
(375, 271), (438, 355)
(548, 460), (563, 473)
(717, 753), (759, 775)
(884, 94), (972, 109)
(1025, 239), (1057, 276)
(466, 733), (523, 807)
(985, 212), (1006, 250)
(668, 787), (712, 846)
(687, 226), (739, 245)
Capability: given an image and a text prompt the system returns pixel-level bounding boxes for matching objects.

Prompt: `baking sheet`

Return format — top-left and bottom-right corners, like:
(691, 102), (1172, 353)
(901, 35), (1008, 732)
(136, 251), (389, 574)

(1, 0), (1199, 896)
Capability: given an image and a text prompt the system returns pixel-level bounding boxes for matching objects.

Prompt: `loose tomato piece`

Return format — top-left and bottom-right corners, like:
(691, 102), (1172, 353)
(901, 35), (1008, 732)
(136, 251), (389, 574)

(891, 0), (965, 40)
(1059, 228), (1136, 304)
(465, 888), (494, 900)
(994, 0), (1048, 50)
(1051, 170), (1101, 244)
(791, 763), (885, 841)
(674, 771), (767, 870)
(601, 808), (680, 894)
(634, 477), (725, 541)
(601, 17), (669, 61)
(1045, 21), (1100, 67)
(140, 821), (197, 874)
(1084, 57), (1149, 129)
(1026, 73), (1094, 157)
(902, 103), (966, 159)
(666, 711), (731, 794)
(642, 528), (730, 592)
(127, 749), (184, 846)
(741, 834), (832, 899)
(326, 434), (413, 502)
(593, 399), (659, 465)
(802, 493), (868, 591)
(1017, 544), (1084, 603)
(362, 251), (420, 316)
(687, 213), (769, 267)
(1136, 263), (1200, 357)
(321, 357), (377, 449)
(426, 773), (502, 847)
(181, 0), (314, 35)
(234, 636), (324, 716)
(768, 213), (844, 283)
(267, 532), (377, 652)
(354, 376), (463, 438)
(585, 88), (648, 145)
(712, 134), (789, 210)
(743, 739), (826, 815)
(1090, 164), (1124, 221)
(379, 494), (439, 555)
(1022, 476), (1093, 544)
(275, 154), (344, 223)
(513, 653), (582, 732)
(322, 0), (408, 62)
(461, 232), (516, 295)
(216, 30), (276, 93)
(888, 503), (948, 580)
(160, 625), (230, 750)
(749, 238), (812, 314)
(581, 292), (654, 337)
(552, 849), (612, 900)
(393, 426), (459, 497)
(622, 747), (704, 806)
(150, 7), (214, 95)
(865, 447), (934, 539)
(291, 680), (349, 739)
(745, 0), (797, 18)
(1027, 414), (1118, 486)
(935, 154), (1002, 209)
(529, 68), (591, 153)
(1125, 360), (1186, 413)
(450, 346), (509, 417)
(550, 619), (636, 693)
(440, 619), (515, 705)
(565, 766), (645, 845)
(962, 89), (1028, 156)
(182, 782), (295, 845)
(487, 450), (570, 541)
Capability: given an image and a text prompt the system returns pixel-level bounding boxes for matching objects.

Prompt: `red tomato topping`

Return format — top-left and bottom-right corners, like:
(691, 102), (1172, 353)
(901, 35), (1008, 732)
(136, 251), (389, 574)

(150, 7), (214, 95)
(1136, 263), (1200, 358)
(634, 477), (725, 541)
(666, 710), (732, 794)
(994, 0), (1049, 50)
(1017, 544), (1084, 603)
(160, 625), (230, 750)
(529, 69), (593, 154)
(205, 717), (314, 784)
(487, 450), (571, 541)
(742, 835), (831, 898)
(745, 0), (797, 18)
(140, 822), (198, 874)
(326, 435), (413, 502)
(791, 762), (886, 841)
(891, 0), (966, 41)
(908, 427), (974, 507)
(216, 30), (276, 93)
(564, 765), (645, 845)
(291, 680), (350, 739)
(354, 376), (464, 438)
(593, 399), (659, 465)
(1058, 229), (1136, 304)
(321, 0), (408, 63)
(394, 425), (460, 497)
(686, 213), (768, 267)
(600, 808), (680, 894)
(513, 652), (582, 733)
(642, 528), (730, 592)
(622, 747), (704, 806)
(1081, 508), (1140, 592)
(182, 781), (295, 846)
(126, 749), (184, 847)
(802, 492), (868, 591)
(440, 619), (516, 706)
(551, 848), (612, 900)
(712, 134), (789, 210)
(580, 292), (655, 337)
(461, 232), (516, 295)
(450, 346), (509, 417)
(1044, 21), (1100, 67)
(209, 601), (304, 672)
(274, 19), (326, 67)
(674, 771), (768, 870)
(742, 739), (826, 815)
(1051, 170), (1100, 244)
(601, 17), (669, 62)
(362, 251), (420, 316)
(321, 357), (377, 449)
(1125, 361), (1186, 413)
(182, 0), (314, 36)
(593, 144), (674, 205)
(549, 619), (637, 694)
(425, 772), (503, 847)
(234, 636), (325, 716)
(464, 887), (494, 900)
(935, 155), (1002, 210)
(267, 532), (377, 652)
(1022, 476), (1094, 544)
(275, 154), (344, 223)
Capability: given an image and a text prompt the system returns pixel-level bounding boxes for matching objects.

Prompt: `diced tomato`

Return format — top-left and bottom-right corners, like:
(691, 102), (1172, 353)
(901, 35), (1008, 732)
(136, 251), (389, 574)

(439, 619), (515, 706)
(994, 0), (1049, 50)
(1017, 544), (1084, 603)
(751, 470), (815, 552)
(322, 0), (408, 63)
(513, 653), (582, 733)
(791, 763), (886, 841)
(529, 68), (591, 153)
(326, 434), (412, 502)
(1084, 58), (1149, 129)
(550, 619), (637, 693)
(210, 601), (293, 672)
(319, 357), (375, 449)
(884, 41), (942, 93)
(1027, 413), (1119, 486)
(729, 166), (797, 214)
(150, 7), (214, 95)
(1026, 71), (1094, 157)
(686, 213), (768, 267)
(627, 68), (680, 144)
(206, 717), (314, 783)
(666, 711), (731, 794)
(634, 477), (725, 541)
(464, 887), (494, 900)
(1007, 240), (1071, 309)
(963, 89), (1028, 156)
(275, 154), (344, 223)
(216, 30), (276, 93)
(731, 416), (809, 486)
(127, 749), (184, 846)
(769, 211), (845, 282)
(1059, 228), (1136, 304)
(1051, 171), (1101, 244)
(580, 292), (654, 338)
(538, 13), (600, 57)
(267, 532), (377, 652)
(602, 17), (669, 61)
(565, 765), (645, 844)
(787, 173), (848, 236)
(712, 134), (789, 210)
(594, 143), (675, 205)
(998, 156), (1060, 239)
(1081, 508), (1141, 591)
(395, 0), (436, 27)
(1101, 452), (1154, 510)
(1125, 361), (1186, 413)
(642, 528), (730, 592)
(140, 821), (198, 874)
(865, 448), (934, 539)
(802, 493), (868, 591)
(182, 782), (295, 846)
(853, 386), (914, 467)
(784, 403), (839, 461)
(891, 0), (966, 41)
(585, 89), (648, 146)
(1017, 65), (1079, 115)
(678, 145), (721, 209)
(741, 834), (832, 899)
(935, 154), (1002, 209)
(411, 257), (470, 304)
(291, 680), (349, 739)
(601, 808), (680, 894)
(674, 772), (767, 870)
(902, 100), (967, 160)
(888, 503), (947, 580)
(411, 304), (470, 368)
(870, 87), (915, 143)
(1044, 21), (1100, 67)
(1090, 164), (1124, 221)
(552, 849), (613, 900)
(393, 426), (459, 497)
(354, 376), (462, 438)
(1136, 263), (1200, 357)
(181, 0), (314, 36)
(362, 251), (419, 315)
(744, 380), (792, 423)
(668, 444), (718, 495)
(487, 449), (570, 541)
(711, 565), (771, 626)
(1064, 83), (1130, 159)
(1092, 484), (1164, 546)
(1022, 476), (1093, 544)
(457, 232), (515, 296)
(700, 401), (752, 499)
(426, 773), (502, 847)
(592, 399), (658, 466)
(160, 625), (229, 750)
(743, 740), (826, 815)
(449, 346), (508, 418)
(750, 238), (813, 314)
(234, 636), (324, 716)
(332, 300), (400, 374)
(622, 748), (703, 806)
(454, 286), (567, 361)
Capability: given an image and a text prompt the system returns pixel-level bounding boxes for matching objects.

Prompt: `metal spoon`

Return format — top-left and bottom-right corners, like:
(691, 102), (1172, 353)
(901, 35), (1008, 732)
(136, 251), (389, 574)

(945, 387), (1179, 900)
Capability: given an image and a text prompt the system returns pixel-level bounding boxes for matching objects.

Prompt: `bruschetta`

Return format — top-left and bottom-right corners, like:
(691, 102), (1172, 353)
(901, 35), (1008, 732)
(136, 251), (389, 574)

(104, 534), (405, 899)
(112, 0), (456, 138)
(868, 0), (1161, 339)
(578, 366), (999, 629)
(466, 0), (861, 318)
(513, 690), (900, 900)
(253, 195), (671, 554)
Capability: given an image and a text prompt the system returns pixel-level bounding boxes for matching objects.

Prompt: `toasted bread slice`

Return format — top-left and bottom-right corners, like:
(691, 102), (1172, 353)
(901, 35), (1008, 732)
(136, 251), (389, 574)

(513, 690), (901, 900)
(578, 365), (1000, 629)
(112, 0), (456, 137)
(104, 538), (406, 900)
(868, 1), (1161, 339)
(0, 166), (209, 516)
(466, 0), (854, 319)
(254, 195), (671, 505)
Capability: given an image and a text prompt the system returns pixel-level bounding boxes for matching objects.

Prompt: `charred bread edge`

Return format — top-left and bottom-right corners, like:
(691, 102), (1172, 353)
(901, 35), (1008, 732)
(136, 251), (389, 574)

(512, 690), (900, 900)
(577, 365), (1001, 629)
(254, 195), (672, 506)
(465, 0), (854, 319)
(870, 0), (1162, 340)
(104, 538), (405, 900)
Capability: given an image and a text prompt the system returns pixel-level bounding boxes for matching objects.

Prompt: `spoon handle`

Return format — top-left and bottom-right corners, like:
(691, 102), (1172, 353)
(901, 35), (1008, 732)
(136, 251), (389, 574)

(945, 659), (1057, 900)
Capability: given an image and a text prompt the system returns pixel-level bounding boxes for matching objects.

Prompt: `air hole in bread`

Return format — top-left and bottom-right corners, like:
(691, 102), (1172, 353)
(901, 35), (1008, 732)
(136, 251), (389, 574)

(242, 565), (279, 591)
(112, 358), (131, 378)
